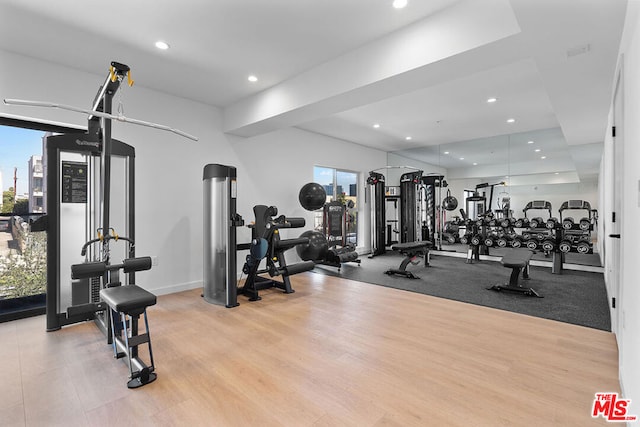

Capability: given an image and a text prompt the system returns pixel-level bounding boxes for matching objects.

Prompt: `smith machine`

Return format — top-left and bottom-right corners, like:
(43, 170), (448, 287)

(5, 61), (196, 388)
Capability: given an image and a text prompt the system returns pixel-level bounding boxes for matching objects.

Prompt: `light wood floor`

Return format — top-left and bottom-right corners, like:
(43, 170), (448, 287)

(0, 272), (620, 426)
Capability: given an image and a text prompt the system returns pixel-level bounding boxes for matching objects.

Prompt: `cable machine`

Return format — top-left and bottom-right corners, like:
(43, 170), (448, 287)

(4, 62), (196, 333)
(399, 170), (423, 243)
(367, 171), (386, 257)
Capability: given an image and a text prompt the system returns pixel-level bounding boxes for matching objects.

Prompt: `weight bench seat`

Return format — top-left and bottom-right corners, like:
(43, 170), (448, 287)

(100, 284), (158, 388)
(100, 284), (157, 316)
(487, 248), (542, 297)
(385, 241), (432, 279)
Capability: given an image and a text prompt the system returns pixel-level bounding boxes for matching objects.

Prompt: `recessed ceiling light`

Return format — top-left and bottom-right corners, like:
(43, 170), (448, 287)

(555, 172), (559, 175)
(443, 151), (449, 155)
(459, 157), (464, 160)
(527, 140), (534, 144)
(373, 123), (380, 129)
(405, 136), (412, 141)
(473, 162), (478, 166)
(507, 118), (515, 123)
(155, 41), (169, 50)
(535, 149), (541, 152)
(505, 175), (509, 178)
(247, 75), (258, 82)
(487, 97), (497, 103)
(393, 0), (408, 9)
(541, 156), (547, 159)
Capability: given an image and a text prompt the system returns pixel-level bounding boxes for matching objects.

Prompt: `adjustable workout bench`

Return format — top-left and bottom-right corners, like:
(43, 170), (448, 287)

(384, 241), (432, 279)
(71, 257), (158, 388)
(487, 248), (542, 297)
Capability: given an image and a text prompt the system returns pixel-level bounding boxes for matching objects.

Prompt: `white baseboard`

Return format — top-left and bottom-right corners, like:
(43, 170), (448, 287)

(151, 280), (202, 296)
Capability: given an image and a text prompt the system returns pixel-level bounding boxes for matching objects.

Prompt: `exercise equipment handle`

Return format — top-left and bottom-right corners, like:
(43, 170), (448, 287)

(80, 233), (135, 256)
(273, 216), (306, 229)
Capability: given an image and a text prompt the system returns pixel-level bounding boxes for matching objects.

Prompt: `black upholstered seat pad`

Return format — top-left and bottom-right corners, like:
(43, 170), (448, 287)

(391, 241), (432, 251)
(501, 249), (533, 268)
(100, 285), (157, 313)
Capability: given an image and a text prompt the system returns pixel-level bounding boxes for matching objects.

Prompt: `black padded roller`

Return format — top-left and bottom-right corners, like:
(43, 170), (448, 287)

(71, 261), (107, 279)
(284, 217), (306, 228)
(283, 261), (315, 275)
(123, 257), (152, 273)
(274, 237), (309, 250)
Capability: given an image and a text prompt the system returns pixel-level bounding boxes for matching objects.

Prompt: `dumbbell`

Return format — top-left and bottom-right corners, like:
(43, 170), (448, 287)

(475, 219), (484, 227)
(541, 238), (556, 252)
(558, 239), (572, 253)
(536, 233), (546, 241)
(484, 236), (495, 247)
(460, 234), (471, 245)
(521, 231), (532, 240)
(500, 218), (514, 228)
(514, 218), (524, 228)
(443, 233), (457, 244)
(526, 239), (538, 250)
(576, 237), (591, 254)
(579, 217), (591, 231)
(546, 217), (559, 229)
(562, 217), (575, 230)
(529, 217), (544, 228)
(470, 234), (482, 246)
(496, 236), (509, 247)
(488, 218), (497, 227)
(511, 237), (523, 248)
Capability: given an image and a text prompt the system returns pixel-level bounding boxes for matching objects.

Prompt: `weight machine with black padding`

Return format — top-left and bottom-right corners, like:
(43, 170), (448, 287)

(202, 164), (244, 308)
(420, 174), (446, 250)
(400, 170), (423, 243)
(5, 62), (195, 334)
(367, 171), (386, 257)
(6, 61), (197, 388)
(238, 205), (315, 301)
(320, 200), (360, 268)
(38, 63), (141, 334)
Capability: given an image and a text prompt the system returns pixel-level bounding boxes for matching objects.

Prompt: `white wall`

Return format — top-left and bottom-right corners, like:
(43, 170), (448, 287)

(230, 128), (387, 254)
(0, 50), (239, 295)
(386, 153), (446, 186)
(0, 50), (387, 295)
(604, 0), (640, 415)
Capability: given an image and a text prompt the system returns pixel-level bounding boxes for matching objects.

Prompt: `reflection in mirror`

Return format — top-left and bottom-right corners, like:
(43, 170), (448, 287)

(388, 127), (602, 254)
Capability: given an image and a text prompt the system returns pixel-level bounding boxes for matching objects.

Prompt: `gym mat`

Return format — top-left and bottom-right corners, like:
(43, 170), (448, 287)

(311, 253), (611, 331)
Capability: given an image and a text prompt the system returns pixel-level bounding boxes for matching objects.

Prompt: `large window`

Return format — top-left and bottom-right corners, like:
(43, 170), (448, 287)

(0, 116), (81, 322)
(313, 166), (358, 246)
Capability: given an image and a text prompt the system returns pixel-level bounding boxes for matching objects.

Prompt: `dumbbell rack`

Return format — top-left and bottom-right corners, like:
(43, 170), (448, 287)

(457, 200), (597, 273)
(558, 200), (596, 255)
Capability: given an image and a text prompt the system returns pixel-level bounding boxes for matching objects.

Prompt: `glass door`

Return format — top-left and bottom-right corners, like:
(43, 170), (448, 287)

(0, 125), (48, 321)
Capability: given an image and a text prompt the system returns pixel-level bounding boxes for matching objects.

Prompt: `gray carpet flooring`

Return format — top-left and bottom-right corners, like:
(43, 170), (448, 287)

(311, 252), (611, 331)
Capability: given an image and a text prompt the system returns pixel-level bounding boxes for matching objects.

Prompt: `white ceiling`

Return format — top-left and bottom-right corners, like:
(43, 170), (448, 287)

(0, 0), (628, 185)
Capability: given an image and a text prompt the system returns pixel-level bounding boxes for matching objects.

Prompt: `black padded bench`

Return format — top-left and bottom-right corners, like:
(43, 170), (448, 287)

(384, 241), (432, 279)
(101, 284), (158, 388)
(487, 248), (542, 297)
